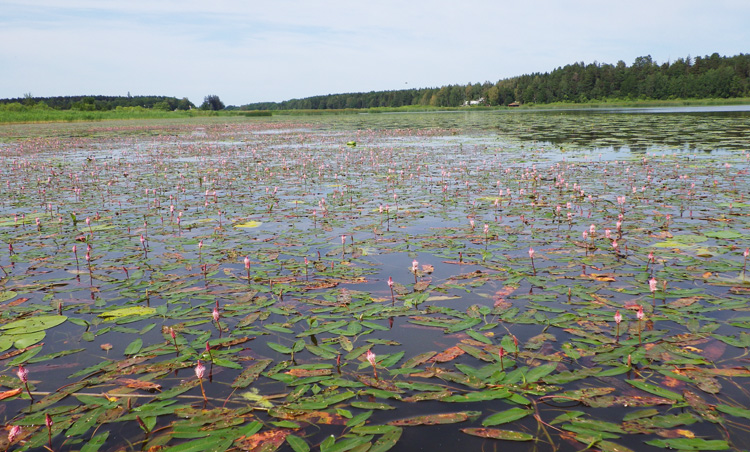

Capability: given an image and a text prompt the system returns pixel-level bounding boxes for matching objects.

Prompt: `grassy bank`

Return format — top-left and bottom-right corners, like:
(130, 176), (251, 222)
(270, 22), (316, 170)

(0, 107), (243, 124)
(2, 97), (749, 124)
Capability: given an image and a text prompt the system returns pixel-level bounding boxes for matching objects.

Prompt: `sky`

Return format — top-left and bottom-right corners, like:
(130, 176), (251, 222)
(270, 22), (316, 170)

(1, 0), (749, 106)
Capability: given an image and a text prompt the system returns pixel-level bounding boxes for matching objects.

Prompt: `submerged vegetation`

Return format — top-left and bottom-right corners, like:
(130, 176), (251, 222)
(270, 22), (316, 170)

(0, 110), (749, 452)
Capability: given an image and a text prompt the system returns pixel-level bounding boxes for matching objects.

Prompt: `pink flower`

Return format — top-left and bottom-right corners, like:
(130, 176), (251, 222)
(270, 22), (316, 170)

(483, 224), (489, 235)
(649, 278), (657, 293)
(45, 413), (53, 429)
(16, 365), (28, 383)
(637, 305), (644, 321)
(244, 256), (250, 269)
(589, 224), (596, 234)
(412, 260), (419, 273)
(212, 307), (220, 323)
(195, 360), (206, 379)
(498, 346), (506, 359)
(744, 248), (749, 258)
(387, 276), (393, 287)
(528, 247), (535, 259)
(605, 229), (611, 239)
(8, 425), (21, 443)
(582, 231), (588, 240)
(366, 349), (376, 367)
(341, 235), (346, 244)
(614, 311), (622, 324)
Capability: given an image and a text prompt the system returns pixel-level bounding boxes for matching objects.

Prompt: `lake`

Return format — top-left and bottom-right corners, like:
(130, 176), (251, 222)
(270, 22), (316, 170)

(1, 107), (749, 451)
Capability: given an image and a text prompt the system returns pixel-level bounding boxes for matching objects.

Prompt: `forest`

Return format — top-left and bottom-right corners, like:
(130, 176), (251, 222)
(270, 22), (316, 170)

(0, 94), (196, 111)
(2, 53), (749, 112)
(242, 52), (750, 110)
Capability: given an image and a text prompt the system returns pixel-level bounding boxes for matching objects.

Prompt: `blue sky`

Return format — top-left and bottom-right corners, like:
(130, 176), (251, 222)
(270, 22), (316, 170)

(2, 0), (749, 106)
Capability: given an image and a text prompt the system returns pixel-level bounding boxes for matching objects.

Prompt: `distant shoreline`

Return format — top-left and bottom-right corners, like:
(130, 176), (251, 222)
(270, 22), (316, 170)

(2, 97), (750, 124)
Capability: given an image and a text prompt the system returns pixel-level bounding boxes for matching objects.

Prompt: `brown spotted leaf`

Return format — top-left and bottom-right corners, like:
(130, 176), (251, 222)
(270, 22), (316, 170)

(286, 368), (332, 377)
(237, 429), (292, 451)
(389, 411), (480, 426)
(461, 428), (534, 441)
(428, 346), (466, 363)
(115, 378), (162, 392)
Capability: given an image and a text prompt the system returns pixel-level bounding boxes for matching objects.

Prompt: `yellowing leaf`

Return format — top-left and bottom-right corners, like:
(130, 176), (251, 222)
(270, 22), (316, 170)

(234, 220), (262, 228)
(99, 306), (155, 319)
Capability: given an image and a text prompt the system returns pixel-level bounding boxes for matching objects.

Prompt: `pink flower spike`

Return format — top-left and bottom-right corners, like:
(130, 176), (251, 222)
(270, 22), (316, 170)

(387, 276), (393, 287)
(744, 248), (749, 258)
(8, 425), (21, 443)
(614, 311), (622, 324)
(649, 278), (657, 293)
(528, 247), (535, 259)
(244, 256), (250, 269)
(366, 349), (376, 367)
(212, 307), (220, 323)
(16, 365), (28, 383)
(637, 305), (644, 321)
(412, 260), (419, 273)
(195, 360), (206, 379)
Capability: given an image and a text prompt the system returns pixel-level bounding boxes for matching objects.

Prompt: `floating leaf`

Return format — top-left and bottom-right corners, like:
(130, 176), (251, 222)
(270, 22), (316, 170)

(645, 438), (730, 450)
(234, 220), (262, 228)
(389, 411), (480, 426)
(461, 428), (534, 441)
(98, 307), (155, 319)
(482, 408), (532, 426)
(1, 315), (67, 334)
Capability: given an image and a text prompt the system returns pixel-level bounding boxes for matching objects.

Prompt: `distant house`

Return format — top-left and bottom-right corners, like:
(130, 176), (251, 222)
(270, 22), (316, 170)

(508, 101), (520, 107)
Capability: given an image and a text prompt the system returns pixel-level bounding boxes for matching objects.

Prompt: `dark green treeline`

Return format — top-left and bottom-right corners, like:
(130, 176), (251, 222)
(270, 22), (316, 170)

(243, 52), (750, 110)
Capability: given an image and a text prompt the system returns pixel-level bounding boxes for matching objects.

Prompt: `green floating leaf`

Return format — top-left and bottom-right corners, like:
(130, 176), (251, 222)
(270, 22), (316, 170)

(370, 427), (403, 452)
(232, 359), (272, 389)
(461, 428), (534, 441)
(234, 220), (262, 228)
(13, 331), (46, 349)
(0, 291), (18, 302)
(645, 438), (730, 450)
(124, 338), (143, 355)
(80, 431), (110, 452)
(481, 408), (532, 427)
(99, 306), (155, 319)
(704, 230), (742, 240)
(716, 404), (750, 420)
(389, 411), (480, 426)
(286, 434), (310, 452)
(350, 401), (395, 410)
(626, 379), (683, 401)
(1, 315), (67, 334)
